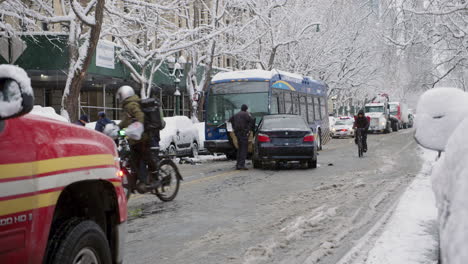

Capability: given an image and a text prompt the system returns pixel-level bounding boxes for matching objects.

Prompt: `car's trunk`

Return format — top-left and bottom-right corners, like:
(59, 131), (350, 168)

(260, 130), (310, 146)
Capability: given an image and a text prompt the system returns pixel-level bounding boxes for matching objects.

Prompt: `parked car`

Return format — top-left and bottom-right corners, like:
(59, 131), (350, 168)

(252, 114), (317, 169)
(0, 65), (127, 264)
(160, 116), (200, 158)
(331, 117), (355, 138)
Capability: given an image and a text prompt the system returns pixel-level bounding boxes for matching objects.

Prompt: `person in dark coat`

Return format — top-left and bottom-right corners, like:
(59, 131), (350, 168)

(353, 109), (370, 152)
(229, 104), (255, 170)
(74, 114), (89, 126)
(95, 111), (114, 133)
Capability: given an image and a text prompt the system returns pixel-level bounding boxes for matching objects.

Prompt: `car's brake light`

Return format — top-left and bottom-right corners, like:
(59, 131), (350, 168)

(257, 133), (271, 143)
(303, 134), (315, 142)
(341, 129), (348, 132)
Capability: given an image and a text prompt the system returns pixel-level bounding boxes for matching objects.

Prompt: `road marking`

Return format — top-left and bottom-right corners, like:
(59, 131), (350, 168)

(128, 170), (240, 201)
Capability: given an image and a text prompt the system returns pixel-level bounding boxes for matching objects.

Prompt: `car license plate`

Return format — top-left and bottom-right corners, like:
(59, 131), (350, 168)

(219, 128), (226, 133)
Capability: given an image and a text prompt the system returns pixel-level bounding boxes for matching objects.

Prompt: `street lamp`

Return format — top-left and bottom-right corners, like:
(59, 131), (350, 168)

(168, 55), (186, 116)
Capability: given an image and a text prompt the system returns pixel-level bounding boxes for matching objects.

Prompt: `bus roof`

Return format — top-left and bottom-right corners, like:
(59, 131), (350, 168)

(211, 69), (323, 84)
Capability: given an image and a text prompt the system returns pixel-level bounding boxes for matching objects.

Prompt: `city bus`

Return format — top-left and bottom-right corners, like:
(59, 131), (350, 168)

(204, 69), (330, 158)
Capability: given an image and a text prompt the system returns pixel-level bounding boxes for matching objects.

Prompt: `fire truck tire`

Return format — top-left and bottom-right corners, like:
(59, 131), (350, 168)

(47, 219), (112, 264)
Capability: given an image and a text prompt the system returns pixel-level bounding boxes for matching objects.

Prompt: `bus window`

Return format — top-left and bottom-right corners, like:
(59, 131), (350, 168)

(320, 98), (327, 120)
(300, 95), (307, 121)
(308, 96), (315, 122)
(270, 95), (279, 114)
(272, 89), (284, 114)
(292, 93), (300, 115)
(285, 93), (293, 114)
(314, 97), (321, 120)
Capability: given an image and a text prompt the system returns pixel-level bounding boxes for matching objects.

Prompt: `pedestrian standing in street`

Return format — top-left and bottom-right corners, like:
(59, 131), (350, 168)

(95, 111), (114, 133)
(74, 114), (89, 126)
(229, 104), (254, 170)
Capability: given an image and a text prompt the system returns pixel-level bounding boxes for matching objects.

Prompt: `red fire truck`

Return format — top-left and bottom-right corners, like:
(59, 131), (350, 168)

(0, 65), (127, 264)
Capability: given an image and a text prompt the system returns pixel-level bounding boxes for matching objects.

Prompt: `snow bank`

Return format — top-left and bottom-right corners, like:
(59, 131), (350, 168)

(414, 87), (468, 151)
(364, 149), (438, 264)
(28, 105), (69, 122)
(431, 117), (468, 264)
(0, 65), (33, 117)
(415, 87), (468, 264)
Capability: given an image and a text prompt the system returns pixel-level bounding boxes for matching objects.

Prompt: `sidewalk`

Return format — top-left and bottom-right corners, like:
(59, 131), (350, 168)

(364, 149), (439, 264)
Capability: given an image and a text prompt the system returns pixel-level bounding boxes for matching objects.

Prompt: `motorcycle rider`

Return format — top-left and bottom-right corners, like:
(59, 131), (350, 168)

(353, 109), (369, 152)
(116, 85), (159, 192)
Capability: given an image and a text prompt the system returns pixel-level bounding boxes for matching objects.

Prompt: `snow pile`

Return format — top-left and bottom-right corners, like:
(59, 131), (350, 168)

(414, 87), (468, 151)
(414, 87), (468, 264)
(28, 105), (69, 122)
(0, 65), (32, 117)
(431, 117), (468, 264)
(364, 149), (438, 264)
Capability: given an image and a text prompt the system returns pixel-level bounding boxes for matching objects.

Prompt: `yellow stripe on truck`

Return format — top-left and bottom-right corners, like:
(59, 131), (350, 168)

(0, 154), (115, 180)
(0, 191), (62, 216)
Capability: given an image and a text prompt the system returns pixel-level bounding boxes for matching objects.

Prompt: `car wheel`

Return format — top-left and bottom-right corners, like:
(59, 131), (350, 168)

(308, 158), (317, 169)
(191, 142), (199, 158)
(46, 219), (112, 264)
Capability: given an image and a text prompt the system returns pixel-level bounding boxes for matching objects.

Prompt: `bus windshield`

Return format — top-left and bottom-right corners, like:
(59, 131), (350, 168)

(365, 106), (384, 113)
(207, 82), (269, 125)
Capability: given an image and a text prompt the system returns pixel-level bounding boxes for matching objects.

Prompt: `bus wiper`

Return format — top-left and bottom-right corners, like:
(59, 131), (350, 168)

(217, 122), (226, 128)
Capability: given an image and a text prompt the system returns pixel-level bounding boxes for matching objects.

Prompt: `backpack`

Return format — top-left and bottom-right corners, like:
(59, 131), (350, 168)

(140, 98), (165, 132)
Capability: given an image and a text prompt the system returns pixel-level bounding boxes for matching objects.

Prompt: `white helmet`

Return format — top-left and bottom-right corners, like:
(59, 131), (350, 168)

(116, 85), (135, 102)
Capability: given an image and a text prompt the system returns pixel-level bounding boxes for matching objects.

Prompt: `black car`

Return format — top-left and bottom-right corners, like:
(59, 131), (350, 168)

(252, 114), (317, 169)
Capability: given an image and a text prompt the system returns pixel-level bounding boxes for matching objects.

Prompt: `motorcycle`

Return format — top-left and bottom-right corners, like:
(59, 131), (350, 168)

(117, 131), (183, 201)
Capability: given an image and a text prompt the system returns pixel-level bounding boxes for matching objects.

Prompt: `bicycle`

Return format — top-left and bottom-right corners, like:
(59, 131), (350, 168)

(118, 132), (183, 202)
(355, 128), (366, 158)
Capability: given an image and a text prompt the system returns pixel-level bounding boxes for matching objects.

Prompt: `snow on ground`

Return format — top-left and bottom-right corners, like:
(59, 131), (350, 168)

(363, 149), (438, 264)
(28, 105), (69, 122)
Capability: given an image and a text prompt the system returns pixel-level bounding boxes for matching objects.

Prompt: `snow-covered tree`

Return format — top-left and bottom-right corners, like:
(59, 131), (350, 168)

(0, 0), (105, 122)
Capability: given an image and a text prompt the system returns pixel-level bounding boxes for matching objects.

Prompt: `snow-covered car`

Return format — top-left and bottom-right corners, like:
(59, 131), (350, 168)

(414, 87), (468, 264)
(331, 117), (355, 138)
(160, 116), (200, 157)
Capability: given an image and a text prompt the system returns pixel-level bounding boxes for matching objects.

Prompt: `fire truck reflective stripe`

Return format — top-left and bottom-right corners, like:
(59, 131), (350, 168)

(0, 154), (115, 180)
(0, 167), (119, 199)
(0, 190), (61, 216)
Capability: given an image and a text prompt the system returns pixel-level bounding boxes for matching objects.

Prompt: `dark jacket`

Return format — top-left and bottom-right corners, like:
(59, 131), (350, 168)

(354, 115), (369, 130)
(95, 117), (114, 132)
(229, 110), (254, 135)
(118, 95), (148, 145)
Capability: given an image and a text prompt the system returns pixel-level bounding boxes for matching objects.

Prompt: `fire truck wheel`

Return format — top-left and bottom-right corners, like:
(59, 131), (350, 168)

(47, 219), (112, 264)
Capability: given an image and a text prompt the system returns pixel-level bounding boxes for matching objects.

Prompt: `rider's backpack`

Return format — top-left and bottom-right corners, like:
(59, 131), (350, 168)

(140, 98), (165, 132)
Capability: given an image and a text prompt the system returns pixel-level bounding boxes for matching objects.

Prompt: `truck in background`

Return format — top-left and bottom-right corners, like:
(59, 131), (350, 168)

(364, 93), (399, 133)
(389, 102), (410, 129)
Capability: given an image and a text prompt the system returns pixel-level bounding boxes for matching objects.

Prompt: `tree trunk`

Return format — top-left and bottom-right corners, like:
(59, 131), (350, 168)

(64, 0), (105, 122)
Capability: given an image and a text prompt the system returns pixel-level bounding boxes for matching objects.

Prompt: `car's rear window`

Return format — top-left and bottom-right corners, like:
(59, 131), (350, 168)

(261, 116), (309, 130)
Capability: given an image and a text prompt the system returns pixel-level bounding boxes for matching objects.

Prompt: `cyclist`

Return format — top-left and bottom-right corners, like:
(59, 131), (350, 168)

(116, 85), (159, 192)
(353, 110), (369, 152)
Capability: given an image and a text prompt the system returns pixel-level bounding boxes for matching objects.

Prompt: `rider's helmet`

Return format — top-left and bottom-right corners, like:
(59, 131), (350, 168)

(116, 85), (135, 102)
(358, 109), (365, 116)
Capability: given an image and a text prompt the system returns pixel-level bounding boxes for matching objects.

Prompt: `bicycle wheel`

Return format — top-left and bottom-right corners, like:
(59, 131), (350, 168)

(154, 159), (181, 202)
(357, 132), (363, 157)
